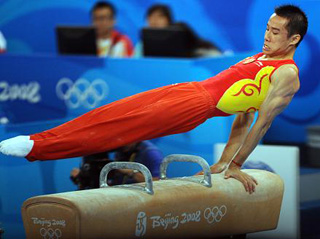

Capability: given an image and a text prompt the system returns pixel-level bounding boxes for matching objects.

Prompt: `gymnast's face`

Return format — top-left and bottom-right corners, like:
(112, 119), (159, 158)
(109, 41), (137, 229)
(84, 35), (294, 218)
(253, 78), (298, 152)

(263, 13), (298, 57)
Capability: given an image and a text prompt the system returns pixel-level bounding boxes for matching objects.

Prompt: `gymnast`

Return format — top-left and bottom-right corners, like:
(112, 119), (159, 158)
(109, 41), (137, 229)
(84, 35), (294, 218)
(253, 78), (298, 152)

(0, 5), (308, 194)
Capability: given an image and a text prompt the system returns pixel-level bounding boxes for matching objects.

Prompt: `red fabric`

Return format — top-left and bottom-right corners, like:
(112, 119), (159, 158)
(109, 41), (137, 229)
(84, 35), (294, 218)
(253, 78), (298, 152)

(26, 82), (216, 161)
(111, 30), (134, 57)
(199, 52), (298, 115)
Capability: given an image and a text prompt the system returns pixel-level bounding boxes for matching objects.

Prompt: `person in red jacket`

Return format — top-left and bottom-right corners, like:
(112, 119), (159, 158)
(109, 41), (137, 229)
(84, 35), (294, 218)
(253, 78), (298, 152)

(0, 5), (308, 194)
(91, 1), (133, 57)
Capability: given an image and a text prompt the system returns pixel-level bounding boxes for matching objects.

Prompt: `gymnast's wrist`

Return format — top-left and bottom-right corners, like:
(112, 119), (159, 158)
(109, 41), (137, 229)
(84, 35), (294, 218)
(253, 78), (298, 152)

(230, 160), (242, 168)
(231, 154), (246, 167)
(228, 158), (243, 169)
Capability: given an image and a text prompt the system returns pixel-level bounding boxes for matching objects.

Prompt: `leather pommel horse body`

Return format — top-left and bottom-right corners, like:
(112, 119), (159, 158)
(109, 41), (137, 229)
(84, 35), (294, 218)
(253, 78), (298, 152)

(21, 155), (284, 239)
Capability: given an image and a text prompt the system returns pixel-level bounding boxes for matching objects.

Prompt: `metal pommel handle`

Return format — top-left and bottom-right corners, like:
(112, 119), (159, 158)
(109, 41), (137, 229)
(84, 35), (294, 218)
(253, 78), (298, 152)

(160, 154), (212, 188)
(99, 162), (154, 195)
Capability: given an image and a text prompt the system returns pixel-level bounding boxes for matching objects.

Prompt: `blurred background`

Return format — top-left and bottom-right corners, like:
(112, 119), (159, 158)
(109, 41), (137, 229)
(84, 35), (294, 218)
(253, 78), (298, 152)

(0, 0), (320, 238)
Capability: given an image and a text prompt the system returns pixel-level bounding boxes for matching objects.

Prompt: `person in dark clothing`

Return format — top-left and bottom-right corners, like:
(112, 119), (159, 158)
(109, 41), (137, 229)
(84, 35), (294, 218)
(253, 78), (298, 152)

(70, 141), (163, 189)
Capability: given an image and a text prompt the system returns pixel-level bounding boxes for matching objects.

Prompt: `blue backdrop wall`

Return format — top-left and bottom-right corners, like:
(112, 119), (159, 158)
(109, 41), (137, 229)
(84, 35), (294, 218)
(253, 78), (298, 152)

(0, 0), (319, 54)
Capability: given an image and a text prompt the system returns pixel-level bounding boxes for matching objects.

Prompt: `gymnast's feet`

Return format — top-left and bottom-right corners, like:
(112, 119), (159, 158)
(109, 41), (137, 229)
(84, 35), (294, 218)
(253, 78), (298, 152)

(0, 136), (34, 157)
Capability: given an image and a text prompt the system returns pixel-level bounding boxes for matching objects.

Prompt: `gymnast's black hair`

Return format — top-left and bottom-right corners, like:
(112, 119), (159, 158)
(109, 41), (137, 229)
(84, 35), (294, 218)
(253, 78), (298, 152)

(275, 4), (308, 47)
(91, 1), (116, 18)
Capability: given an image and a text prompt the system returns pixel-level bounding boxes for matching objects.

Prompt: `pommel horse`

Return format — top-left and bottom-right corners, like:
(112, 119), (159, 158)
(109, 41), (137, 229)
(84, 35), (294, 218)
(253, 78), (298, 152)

(21, 154), (284, 239)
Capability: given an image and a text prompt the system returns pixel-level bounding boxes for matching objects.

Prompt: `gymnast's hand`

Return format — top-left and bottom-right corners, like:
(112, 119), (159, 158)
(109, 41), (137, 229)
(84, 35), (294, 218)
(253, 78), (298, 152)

(209, 161), (229, 174)
(195, 161), (228, 175)
(224, 164), (258, 194)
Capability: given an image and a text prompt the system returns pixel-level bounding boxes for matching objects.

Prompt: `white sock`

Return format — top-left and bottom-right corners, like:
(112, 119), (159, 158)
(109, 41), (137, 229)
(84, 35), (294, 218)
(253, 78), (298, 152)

(0, 136), (34, 157)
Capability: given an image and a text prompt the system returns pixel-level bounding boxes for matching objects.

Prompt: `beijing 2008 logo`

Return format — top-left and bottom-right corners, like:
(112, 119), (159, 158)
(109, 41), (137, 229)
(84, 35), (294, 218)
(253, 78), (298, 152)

(56, 78), (109, 109)
(135, 212), (147, 237)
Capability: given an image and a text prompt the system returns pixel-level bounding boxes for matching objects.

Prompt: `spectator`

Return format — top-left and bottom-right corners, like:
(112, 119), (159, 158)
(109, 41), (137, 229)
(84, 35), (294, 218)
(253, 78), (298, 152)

(135, 4), (221, 58)
(114, 141), (163, 184)
(70, 140), (163, 190)
(173, 22), (222, 57)
(70, 151), (111, 190)
(91, 1), (133, 57)
(0, 31), (6, 53)
(146, 4), (173, 28)
(134, 4), (173, 57)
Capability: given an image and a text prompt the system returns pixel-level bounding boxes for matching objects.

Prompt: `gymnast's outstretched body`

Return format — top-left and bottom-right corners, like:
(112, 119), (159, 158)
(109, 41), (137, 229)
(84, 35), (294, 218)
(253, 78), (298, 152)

(0, 5), (308, 194)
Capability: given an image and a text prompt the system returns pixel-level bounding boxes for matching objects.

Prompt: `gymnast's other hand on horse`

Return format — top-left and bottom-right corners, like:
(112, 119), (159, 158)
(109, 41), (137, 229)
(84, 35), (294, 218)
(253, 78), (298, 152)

(224, 163), (258, 194)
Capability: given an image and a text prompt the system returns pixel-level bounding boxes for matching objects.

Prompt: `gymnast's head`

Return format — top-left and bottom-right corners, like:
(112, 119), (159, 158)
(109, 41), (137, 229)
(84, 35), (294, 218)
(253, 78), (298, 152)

(263, 4), (308, 56)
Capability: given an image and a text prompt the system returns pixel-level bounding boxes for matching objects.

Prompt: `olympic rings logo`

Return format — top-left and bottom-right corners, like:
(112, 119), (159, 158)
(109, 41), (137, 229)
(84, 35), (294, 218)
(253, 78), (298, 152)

(204, 205), (227, 224)
(40, 228), (62, 239)
(56, 78), (109, 109)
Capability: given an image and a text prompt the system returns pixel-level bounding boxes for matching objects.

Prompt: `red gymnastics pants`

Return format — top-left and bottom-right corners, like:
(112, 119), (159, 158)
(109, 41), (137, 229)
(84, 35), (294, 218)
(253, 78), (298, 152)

(26, 82), (217, 161)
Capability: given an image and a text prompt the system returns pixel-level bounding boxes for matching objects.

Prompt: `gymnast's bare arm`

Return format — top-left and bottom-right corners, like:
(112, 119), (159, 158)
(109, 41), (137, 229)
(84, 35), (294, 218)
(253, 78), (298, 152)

(208, 112), (256, 174)
(195, 113), (255, 175)
(224, 64), (300, 194)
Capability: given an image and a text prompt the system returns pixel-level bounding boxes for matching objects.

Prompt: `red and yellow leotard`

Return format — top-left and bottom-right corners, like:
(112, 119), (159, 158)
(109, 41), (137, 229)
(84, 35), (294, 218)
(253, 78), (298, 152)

(200, 52), (297, 116)
(26, 53), (298, 161)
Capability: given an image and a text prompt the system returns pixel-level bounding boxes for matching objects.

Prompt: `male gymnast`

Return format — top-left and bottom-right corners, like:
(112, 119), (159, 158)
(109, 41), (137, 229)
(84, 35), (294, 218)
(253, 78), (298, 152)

(0, 5), (308, 194)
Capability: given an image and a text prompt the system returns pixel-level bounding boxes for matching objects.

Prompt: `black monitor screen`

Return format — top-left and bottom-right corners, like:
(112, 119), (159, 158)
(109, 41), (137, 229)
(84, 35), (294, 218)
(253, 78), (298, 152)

(56, 26), (97, 56)
(142, 26), (196, 58)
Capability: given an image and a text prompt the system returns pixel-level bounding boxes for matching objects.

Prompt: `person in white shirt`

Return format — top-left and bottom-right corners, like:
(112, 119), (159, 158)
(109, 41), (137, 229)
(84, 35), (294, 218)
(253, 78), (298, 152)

(91, 1), (133, 58)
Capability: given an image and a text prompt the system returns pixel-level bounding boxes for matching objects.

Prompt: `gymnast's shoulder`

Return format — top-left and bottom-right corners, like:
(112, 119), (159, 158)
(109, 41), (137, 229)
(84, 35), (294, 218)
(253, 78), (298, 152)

(271, 63), (300, 92)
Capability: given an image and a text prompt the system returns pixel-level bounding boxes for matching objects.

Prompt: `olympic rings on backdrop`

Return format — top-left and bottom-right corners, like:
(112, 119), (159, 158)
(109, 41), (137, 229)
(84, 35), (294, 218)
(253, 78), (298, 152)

(56, 78), (109, 109)
(39, 228), (62, 239)
(204, 205), (227, 224)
